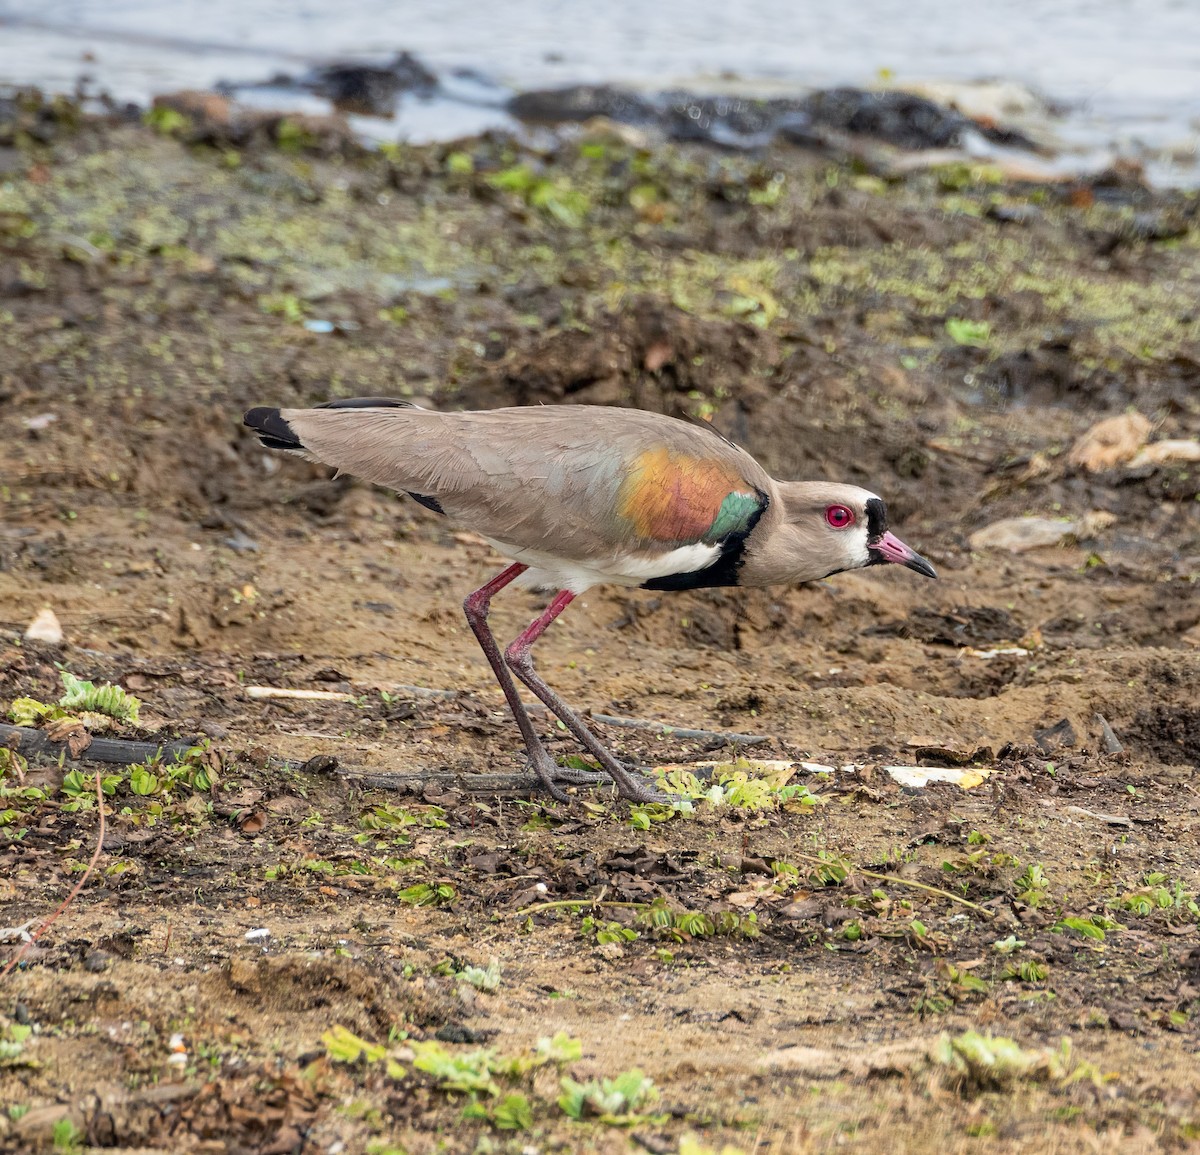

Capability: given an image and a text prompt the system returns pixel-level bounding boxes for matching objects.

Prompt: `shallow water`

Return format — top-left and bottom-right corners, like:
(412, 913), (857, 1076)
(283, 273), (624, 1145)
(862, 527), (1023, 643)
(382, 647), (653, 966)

(2, 0), (1198, 181)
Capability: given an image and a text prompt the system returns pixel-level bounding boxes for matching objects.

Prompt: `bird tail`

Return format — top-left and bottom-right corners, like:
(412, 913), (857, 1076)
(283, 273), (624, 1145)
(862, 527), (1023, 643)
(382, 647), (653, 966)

(243, 397), (415, 454)
(244, 407), (304, 452)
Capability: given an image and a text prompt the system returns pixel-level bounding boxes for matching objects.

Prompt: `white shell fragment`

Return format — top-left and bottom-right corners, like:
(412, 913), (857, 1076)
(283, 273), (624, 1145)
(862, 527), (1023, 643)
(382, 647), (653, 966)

(23, 606), (64, 645)
(962, 646), (1030, 659)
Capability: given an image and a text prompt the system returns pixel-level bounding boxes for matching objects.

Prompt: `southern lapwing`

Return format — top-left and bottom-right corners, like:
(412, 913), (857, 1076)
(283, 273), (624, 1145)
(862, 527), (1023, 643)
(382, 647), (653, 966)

(244, 399), (936, 802)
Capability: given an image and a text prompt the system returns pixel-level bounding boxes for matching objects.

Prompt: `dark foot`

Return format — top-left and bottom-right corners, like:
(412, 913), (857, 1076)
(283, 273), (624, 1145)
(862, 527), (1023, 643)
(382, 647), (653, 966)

(604, 767), (670, 805)
(526, 750), (573, 803)
(525, 751), (665, 803)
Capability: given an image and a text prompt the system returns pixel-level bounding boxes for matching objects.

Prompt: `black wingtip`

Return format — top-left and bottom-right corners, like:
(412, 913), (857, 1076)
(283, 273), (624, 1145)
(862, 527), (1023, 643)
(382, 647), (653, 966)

(244, 407), (304, 451)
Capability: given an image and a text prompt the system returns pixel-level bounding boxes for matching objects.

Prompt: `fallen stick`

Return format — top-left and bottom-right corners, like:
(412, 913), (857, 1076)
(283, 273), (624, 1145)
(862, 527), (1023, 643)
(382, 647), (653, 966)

(0, 723), (200, 766)
(1063, 804), (1132, 828)
(334, 768), (578, 794)
(245, 686), (357, 703)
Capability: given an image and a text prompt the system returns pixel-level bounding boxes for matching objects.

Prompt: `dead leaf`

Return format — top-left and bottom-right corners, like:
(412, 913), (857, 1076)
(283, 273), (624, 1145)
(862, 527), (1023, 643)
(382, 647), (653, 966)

(44, 717), (93, 758)
(968, 514), (1109, 552)
(1067, 411), (1151, 472)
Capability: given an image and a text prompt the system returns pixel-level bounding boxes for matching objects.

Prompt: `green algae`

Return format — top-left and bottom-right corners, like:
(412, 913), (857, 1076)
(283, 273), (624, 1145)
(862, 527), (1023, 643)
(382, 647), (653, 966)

(1, 120), (1196, 437)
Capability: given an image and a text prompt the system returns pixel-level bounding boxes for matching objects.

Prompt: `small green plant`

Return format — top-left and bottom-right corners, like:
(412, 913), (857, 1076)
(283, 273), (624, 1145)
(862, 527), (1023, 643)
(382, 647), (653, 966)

(934, 1031), (1103, 1092)
(992, 935), (1026, 954)
(52, 1117), (83, 1155)
(558, 1068), (663, 1125)
(361, 802), (448, 831)
(324, 1026), (585, 1132)
(942, 961), (990, 996)
(58, 671), (141, 722)
(658, 761), (822, 812)
(412, 1041), (501, 1095)
(275, 118), (316, 152)
(1014, 863), (1050, 907)
(580, 916), (639, 945)
(464, 1091), (532, 1130)
(0, 1023), (33, 1065)
(323, 1024), (406, 1079)
(1053, 914), (1120, 942)
(487, 165), (590, 227)
(632, 899), (758, 943)
(143, 105), (189, 135)
(444, 150), (474, 175)
(397, 882), (456, 907)
(13, 671), (141, 727)
(808, 850), (851, 886)
(258, 293), (306, 322)
(1114, 873), (1199, 917)
(945, 318), (991, 347)
(1001, 960), (1049, 983)
(129, 763), (159, 796)
(456, 958), (503, 993)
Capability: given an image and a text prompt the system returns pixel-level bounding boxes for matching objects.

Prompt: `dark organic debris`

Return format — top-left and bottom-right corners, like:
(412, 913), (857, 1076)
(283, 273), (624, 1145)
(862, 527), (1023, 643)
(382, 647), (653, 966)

(1123, 705), (1200, 766)
(0, 86), (81, 147)
(1034, 718), (1078, 754)
(508, 83), (1039, 152)
(795, 87), (1035, 150)
(871, 605), (1022, 646)
(508, 85), (658, 127)
(308, 52), (439, 116)
(0, 721), (199, 767)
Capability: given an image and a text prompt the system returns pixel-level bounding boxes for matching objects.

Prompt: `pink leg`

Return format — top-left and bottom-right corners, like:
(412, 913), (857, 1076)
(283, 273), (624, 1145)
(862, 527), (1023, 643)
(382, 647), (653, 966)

(504, 591), (665, 804)
(463, 565), (596, 800)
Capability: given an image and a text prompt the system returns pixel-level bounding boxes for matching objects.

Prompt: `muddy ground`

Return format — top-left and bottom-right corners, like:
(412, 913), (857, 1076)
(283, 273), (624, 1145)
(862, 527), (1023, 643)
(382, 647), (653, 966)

(0, 97), (1199, 1153)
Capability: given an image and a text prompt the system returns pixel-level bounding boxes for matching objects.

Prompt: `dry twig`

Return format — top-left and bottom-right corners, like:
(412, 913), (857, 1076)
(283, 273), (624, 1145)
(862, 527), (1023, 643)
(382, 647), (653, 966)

(1, 768), (106, 978)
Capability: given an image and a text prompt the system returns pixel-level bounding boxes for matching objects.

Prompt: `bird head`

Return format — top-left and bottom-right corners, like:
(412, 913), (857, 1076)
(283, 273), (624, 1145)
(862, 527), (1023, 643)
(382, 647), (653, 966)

(743, 482), (937, 586)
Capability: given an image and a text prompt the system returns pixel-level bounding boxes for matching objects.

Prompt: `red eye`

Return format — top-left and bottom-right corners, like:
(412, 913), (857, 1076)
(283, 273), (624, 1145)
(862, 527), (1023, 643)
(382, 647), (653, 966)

(825, 505), (855, 529)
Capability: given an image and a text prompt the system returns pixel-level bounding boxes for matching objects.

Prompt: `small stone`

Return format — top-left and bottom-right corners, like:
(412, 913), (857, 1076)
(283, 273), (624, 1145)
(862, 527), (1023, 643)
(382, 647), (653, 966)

(23, 607), (64, 645)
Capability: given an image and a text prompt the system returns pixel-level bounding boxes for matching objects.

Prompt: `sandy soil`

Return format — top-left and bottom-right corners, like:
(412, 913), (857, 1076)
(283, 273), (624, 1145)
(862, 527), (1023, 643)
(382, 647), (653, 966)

(0, 97), (1198, 1153)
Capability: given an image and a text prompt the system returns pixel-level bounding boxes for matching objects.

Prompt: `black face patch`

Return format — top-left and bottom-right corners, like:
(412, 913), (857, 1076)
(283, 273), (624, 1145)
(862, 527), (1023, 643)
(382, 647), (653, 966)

(864, 497), (888, 543)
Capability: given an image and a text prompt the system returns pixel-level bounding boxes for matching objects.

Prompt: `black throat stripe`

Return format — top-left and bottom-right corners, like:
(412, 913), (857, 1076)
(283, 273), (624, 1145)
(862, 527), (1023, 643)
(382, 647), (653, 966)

(642, 489), (770, 592)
